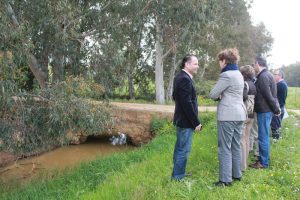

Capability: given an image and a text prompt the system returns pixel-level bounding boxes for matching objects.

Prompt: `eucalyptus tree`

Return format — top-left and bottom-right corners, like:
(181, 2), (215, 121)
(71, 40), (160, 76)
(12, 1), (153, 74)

(148, 0), (217, 104)
(1, 0), (274, 102)
(0, 0), (139, 90)
(1, 0), (87, 88)
(188, 0), (273, 81)
(211, 0), (272, 65)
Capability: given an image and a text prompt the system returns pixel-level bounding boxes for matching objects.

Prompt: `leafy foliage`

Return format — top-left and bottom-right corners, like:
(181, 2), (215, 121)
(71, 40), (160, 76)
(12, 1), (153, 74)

(1, 0), (273, 101)
(64, 75), (106, 100)
(0, 78), (112, 155)
(195, 80), (216, 98)
(150, 118), (171, 134)
(282, 62), (300, 87)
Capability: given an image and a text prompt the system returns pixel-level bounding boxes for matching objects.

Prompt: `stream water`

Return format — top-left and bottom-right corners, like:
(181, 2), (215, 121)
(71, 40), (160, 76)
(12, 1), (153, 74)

(0, 136), (135, 185)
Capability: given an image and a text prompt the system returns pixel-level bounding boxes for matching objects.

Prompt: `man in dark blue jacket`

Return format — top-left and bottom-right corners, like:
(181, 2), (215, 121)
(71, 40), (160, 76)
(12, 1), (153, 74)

(251, 57), (281, 169)
(271, 69), (288, 140)
(171, 55), (202, 180)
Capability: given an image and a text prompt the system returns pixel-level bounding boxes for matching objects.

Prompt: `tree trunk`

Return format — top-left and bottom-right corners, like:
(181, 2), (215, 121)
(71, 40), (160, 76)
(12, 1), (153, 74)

(38, 51), (49, 83)
(52, 53), (64, 83)
(6, 3), (47, 89)
(128, 50), (135, 99)
(166, 52), (178, 101)
(27, 55), (47, 89)
(155, 21), (165, 104)
(128, 68), (135, 99)
(200, 54), (209, 79)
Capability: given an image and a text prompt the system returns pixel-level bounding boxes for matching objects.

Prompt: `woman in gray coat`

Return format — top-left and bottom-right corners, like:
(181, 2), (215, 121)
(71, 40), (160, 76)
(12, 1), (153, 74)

(209, 48), (247, 187)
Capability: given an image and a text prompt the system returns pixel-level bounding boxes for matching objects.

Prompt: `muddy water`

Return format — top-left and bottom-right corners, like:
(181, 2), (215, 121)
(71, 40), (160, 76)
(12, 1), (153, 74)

(0, 136), (135, 184)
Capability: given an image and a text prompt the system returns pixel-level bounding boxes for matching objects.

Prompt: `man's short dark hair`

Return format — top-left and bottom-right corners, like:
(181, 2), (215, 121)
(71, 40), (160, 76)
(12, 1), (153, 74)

(255, 56), (267, 67)
(180, 55), (196, 69)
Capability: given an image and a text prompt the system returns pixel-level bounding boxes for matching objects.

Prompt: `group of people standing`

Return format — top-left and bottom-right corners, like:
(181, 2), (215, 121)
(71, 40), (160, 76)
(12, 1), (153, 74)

(171, 48), (288, 187)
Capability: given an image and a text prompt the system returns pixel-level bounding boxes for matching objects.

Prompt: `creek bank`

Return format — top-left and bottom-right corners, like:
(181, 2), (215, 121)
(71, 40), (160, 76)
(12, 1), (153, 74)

(0, 105), (172, 168)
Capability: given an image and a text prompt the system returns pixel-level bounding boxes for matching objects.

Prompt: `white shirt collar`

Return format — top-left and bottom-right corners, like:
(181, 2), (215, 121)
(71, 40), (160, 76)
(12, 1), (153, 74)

(182, 69), (193, 79)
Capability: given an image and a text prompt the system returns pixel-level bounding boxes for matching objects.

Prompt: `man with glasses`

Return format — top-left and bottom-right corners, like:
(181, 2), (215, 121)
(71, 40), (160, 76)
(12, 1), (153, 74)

(271, 69), (288, 140)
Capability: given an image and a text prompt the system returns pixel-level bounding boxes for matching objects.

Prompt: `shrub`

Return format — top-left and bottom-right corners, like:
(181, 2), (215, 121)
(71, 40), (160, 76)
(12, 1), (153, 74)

(0, 78), (113, 155)
(64, 75), (106, 100)
(150, 118), (171, 133)
(195, 80), (216, 98)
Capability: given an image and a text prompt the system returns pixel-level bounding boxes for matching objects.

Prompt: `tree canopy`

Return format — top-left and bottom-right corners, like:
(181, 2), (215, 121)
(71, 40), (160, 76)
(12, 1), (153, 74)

(282, 62), (300, 87)
(0, 0), (273, 103)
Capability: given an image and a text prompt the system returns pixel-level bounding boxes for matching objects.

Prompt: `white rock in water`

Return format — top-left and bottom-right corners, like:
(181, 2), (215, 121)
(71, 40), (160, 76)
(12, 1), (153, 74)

(110, 133), (127, 145)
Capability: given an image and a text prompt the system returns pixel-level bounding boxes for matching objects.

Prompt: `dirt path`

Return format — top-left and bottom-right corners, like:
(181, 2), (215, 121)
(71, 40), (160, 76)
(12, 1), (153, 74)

(111, 102), (217, 113)
(287, 109), (300, 115)
(112, 102), (300, 115)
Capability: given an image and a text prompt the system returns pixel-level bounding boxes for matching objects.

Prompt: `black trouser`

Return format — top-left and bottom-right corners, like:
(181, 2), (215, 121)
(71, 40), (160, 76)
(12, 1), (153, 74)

(270, 107), (284, 139)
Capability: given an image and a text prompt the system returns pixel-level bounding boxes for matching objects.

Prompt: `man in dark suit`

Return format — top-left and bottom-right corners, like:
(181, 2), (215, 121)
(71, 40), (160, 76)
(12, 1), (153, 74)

(171, 55), (202, 181)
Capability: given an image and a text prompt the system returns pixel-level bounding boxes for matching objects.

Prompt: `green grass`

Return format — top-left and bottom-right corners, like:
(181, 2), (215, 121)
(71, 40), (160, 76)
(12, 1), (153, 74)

(1, 113), (299, 200)
(198, 95), (218, 106)
(286, 87), (300, 109)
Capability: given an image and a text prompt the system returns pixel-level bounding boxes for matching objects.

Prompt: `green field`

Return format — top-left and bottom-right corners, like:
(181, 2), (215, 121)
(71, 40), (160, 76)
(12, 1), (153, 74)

(286, 87), (300, 109)
(1, 113), (299, 200)
(113, 86), (299, 109)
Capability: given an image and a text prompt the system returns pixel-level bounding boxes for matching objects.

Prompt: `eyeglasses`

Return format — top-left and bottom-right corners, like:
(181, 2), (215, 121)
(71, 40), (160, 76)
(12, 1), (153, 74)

(273, 74), (279, 76)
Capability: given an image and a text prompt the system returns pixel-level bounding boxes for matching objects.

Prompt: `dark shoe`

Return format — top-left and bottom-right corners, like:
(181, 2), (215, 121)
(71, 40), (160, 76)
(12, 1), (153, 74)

(232, 177), (242, 181)
(250, 161), (266, 169)
(272, 130), (280, 140)
(214, 181), (232, 187)
(249, 159), (259, 167)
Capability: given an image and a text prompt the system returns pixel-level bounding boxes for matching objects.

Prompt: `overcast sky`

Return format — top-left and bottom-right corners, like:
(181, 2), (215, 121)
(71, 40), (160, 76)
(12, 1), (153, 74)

(249, 0), (300, 68)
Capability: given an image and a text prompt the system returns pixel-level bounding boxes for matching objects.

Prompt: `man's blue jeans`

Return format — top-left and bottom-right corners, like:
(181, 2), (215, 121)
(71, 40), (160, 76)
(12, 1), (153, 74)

(257, 112), (273, 167)
(172, 127), (193, 180)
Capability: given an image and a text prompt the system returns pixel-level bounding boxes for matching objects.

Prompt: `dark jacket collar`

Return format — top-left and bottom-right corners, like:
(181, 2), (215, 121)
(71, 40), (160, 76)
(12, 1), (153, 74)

(181, 70), (193, 81)
(256, 68), (267, 79)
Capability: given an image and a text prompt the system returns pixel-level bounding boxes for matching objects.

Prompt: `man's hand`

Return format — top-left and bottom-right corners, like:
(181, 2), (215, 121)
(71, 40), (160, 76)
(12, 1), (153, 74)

(275, 111), (281, 117)
(195, 124), (202, 132)
(275, 108), (281, 117)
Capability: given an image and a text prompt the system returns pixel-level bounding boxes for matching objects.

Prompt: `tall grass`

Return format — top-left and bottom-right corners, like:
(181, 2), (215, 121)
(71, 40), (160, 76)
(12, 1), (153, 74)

(286, 87), (300, 109)
(1, 113), (299, 200)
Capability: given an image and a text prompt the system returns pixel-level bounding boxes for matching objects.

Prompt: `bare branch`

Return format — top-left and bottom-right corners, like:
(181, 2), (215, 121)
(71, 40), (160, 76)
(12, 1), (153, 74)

(162, 43), (176, 59)
(5, 3), (20, 28)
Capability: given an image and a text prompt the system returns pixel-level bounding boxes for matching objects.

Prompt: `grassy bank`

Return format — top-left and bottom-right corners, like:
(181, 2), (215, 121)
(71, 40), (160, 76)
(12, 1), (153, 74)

(1, 113), (299, 200)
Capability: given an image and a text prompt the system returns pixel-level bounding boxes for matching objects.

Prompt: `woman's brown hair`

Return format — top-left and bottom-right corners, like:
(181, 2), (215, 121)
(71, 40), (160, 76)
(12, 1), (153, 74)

(217, 48), (240, 64)
(240, 65), (255, 80)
